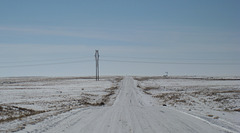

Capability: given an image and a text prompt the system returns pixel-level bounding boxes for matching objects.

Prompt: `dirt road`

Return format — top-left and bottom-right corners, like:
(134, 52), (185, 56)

(22, 77), (232, 133)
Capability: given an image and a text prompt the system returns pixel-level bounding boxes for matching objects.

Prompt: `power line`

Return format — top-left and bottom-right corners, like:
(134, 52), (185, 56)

(101, 59), (240, 65)
(0, 59), (93, 68)
(0, 56), (92, 64)
(2, 54), (238, 64)
(101, 55), (238, 61)
(1, 57), (239, 69)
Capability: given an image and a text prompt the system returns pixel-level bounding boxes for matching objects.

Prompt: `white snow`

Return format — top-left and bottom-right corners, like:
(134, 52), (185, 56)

(136, 76), (240, 132)
(1, 76), (239, 132)
(0, 76), (119, 132)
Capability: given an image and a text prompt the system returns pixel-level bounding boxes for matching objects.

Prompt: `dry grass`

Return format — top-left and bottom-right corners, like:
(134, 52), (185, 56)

(77, 86), (119, 106)
(153, 93), (187, 104)
(207, 114), (214, 117)
(0, 105), (44, 123)
(114, 77), (123, 83)
(102, 86), (118, 104)
(144, 86), (159, 90)
(190, 88), (240, 111)
(143, 90), (152, 95)
(134, 76), (163, 81)
(0, 77), (121, 121)
(0, 76), (123, 132)
(234, 108), (240, 112)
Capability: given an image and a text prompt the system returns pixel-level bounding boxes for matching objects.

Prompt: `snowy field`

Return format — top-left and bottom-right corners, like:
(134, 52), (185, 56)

(0, 76), (121, 132)
(135, 76), (240, 132)
(0, 76), (240, 132)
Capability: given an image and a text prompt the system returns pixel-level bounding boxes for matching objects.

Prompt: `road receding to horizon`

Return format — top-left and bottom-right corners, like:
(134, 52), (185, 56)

(20, 77), (235, 133)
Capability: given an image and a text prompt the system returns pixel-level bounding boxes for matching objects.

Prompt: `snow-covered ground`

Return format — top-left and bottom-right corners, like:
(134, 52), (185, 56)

(135, 76), (240, 132)
(0, 76), (239, 132)
(0, 76), (121, 132)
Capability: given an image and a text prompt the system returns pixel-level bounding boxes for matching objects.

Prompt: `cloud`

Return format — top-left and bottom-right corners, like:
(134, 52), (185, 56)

(1, 25), (239, 55)
(0, 26), (111, 40)
(0, 43), (162, 55)
(0, 26), (152, 43)
(1, 25), (228, 45)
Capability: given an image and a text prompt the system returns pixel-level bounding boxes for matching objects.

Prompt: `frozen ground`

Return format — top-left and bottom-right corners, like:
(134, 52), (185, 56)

(0, 76), (121, 132)
(135, 76), (240, 132)
(0, 76), (239, 133)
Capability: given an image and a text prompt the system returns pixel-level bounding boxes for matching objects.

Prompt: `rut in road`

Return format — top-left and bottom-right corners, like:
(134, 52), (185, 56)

(28, 77), (231, 133)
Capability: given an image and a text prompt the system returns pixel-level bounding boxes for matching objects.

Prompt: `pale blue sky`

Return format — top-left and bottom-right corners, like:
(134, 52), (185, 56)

(0, 0), (239, 77)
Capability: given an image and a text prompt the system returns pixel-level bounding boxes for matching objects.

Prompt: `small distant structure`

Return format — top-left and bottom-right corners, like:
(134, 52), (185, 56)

(163, 72), (168, 78)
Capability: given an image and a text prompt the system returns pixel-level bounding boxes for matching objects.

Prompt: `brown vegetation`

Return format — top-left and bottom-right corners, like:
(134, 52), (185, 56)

(0, 105), (44, 123)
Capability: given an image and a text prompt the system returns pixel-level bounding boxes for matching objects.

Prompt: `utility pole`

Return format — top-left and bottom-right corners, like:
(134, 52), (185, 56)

(95, 50), (99, 81)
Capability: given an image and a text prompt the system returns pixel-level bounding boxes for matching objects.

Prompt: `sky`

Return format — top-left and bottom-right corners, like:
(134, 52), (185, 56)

(0, 0), (239, 77)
